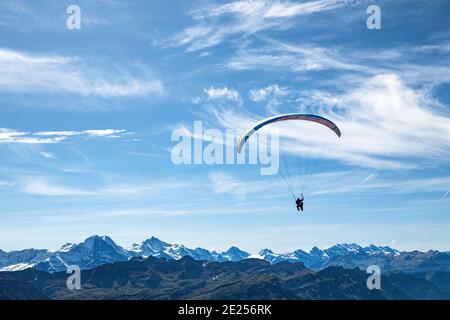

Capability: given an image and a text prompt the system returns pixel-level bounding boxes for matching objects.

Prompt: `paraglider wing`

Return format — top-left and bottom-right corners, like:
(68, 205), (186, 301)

(236, 113), (341, 153)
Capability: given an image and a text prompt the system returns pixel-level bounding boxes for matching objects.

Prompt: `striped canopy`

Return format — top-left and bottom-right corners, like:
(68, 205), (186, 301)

(236, 113), (341, 153)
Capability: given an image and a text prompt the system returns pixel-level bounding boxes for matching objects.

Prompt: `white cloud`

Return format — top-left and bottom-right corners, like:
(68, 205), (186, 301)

(261, 0), (350, 18)
(0, 180), (14, 187)
(198, 51), (211, 58)
(83, 129), (126, 137)
(249, 84), (289, 102)
(40, 152), (57, 159)
(226, 39), (450, 89)
(23, 177), (97, 197)
(204, 0), (351, 18)
(209, 171), (281, 200)
(36, 129), (126, 137)
(0, 48), (164, 98)
(0, 128), (27, 139)
(214, 74), (450, 169)
(312, 174), (450, 196)
(212, 169), (450, 199)
(0, 128), (65, 144)
(20, 176), (195, 198)
(227, 40), (372, 74)
(1, 128), (131, 144)
(204, 86), (242, 105)
(165, 0), (356, 51)
(360, 173), (377, 185)
(209, 172), (249, 200)
(192, 96), (203, 104)
(34, 131), (79, 137)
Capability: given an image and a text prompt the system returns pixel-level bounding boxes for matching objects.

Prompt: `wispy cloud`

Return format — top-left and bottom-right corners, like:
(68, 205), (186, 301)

(34, 131), (80, 137)
(163, 0), (357, 51)
(213, 74), (450, 169)
(0, 128), (133, 144)
(0, 48), (164, 98)
(226, 39), (380, 74)
(0, 0), (132, 31)
(249, 84), (289, 102)
(209, 171), (249, 199)
(40, 151), (57, 159)
(360, 173), (377, 185)
(83, 129), (126, 136)
(22, 177), (97, 197)
(211, 169), (450, 199)
(35, 129), (127, 137)
(209, 171), (286, 200)
(226, 38), (450, 88)
(192, 86), (243, 106)
(204, 86), (242, 105)
(0, 128), (65, 144)
(20, 176), (195, 198)
(310, 173), (450, 196)
(0, 180), (14, 187)
(1, 128), (131, 144)
(248, 84), (291, 113)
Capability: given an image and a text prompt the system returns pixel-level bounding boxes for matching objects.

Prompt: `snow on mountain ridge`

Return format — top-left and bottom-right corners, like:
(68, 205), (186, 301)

(0, 236), (404, 273)
(0, 263), (34, 272)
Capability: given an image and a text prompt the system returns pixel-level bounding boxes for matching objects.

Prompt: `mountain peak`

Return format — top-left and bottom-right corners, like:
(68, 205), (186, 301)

(82, 235), (120, 250)
(0, 235), (410, 274)
(259, 248), (274, 255)
(365, 244), (399, 255)
(101, 235), (114, 242)
(222, 246), (250, 261)
(84, 235), (104, 243)
(128, 236), (172, 257)
(128, 243), (140, 251)
(310, 246), (324, 253)
(293, 248), (308, 254)
(225, 246), (245, 254)
(326, 243), (362, 254)
(58, 243), (75, 252)
(143, 236), (170, 247)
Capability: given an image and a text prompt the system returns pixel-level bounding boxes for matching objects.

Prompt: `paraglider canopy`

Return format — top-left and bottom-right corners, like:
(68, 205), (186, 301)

(236, 113), (341, 153)
(235, 113), (342, 211)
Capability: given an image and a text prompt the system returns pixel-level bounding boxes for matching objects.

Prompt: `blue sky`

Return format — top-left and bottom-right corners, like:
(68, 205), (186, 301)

(0, 0), (450, 253)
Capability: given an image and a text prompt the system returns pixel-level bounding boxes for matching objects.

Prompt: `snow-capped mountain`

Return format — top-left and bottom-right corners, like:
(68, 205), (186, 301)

(324, 243), (364, 256)
(128, 236), (171, 258)
(220, 246), (250, 262)
(0, 235), (254, 272)
(257, 243), (402, 270)
(0, 248), (50, 271)
(255, 248), (300, 264)
(0, 235), (431, 274)
(38, 235), (129, 272)
(1, 236), (130, 273)
(127, 237), (250, 262)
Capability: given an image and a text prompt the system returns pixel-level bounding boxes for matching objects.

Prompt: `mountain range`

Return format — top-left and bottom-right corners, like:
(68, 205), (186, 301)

(0, 236), (250, 273)
(1, 256), (449, 300)
(1, 235), (450, 278)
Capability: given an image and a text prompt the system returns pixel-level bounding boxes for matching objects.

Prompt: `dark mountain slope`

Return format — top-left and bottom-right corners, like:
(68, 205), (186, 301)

(1, 256), (449, 300)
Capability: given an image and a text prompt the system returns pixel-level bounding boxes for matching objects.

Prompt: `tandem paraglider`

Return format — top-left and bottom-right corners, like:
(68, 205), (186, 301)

(236, 113), (342, 213)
